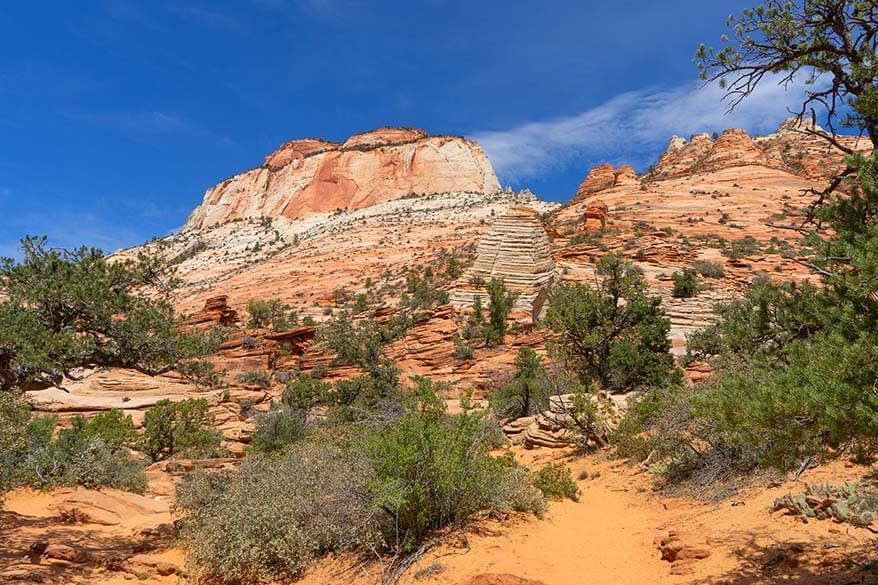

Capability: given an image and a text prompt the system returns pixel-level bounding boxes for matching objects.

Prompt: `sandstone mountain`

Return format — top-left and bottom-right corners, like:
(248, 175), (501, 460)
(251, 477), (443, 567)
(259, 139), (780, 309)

(183, 127), (501, 229)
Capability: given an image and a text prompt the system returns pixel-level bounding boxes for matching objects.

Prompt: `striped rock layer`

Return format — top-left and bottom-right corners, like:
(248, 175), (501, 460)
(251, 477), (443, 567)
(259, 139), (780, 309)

(450, 206), (555, 318)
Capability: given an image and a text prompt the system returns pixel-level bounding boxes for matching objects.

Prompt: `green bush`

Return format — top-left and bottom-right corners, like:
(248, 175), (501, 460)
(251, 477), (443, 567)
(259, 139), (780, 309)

(281, 373), (329, 411)
(249, 408), (308, 455)
(452, 336), (474, 360)
(2, 405), (147, 494)
(532, 463), (580, 502)
(238, 370), (272, 389)
(545, 253), (679, 392)
(691, 260), (725, 278)
(365, 378), (544, 551)
(491, 347), (551, 419)
(141, 399), (223, 462)
(177, 378), (546, 582)
(671, 268), (701, 298)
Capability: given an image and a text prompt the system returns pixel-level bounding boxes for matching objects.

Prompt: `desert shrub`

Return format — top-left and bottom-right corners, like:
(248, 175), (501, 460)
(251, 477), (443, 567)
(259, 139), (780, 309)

(330, 362), (403, 422)
(246, 299), (297, 330)
(365, 377), (544, 551)
(445, 257), (462, 279)
(491, 347), (551, 419)
(722, 236), (761, 259)
(452, 336), (474, 360)
(177, 433), (378, 584)
(59, 409), (138, 452)
(351, 293), (369, 313)
(401, 270), (446, 310)
(281, 373), (330, 411)
(0, 392), (30, 495)
(178, 380), (545, 581)
(531, 463), (580, 502)
(249, 408), (308, 455)
(140, 399), (223, 462)
(545, 253), (679, 392)
(2, 406), (147, 493)
(237, 369), (272, 389)
(484, 279), (517, 346)
(671, 268), (701, 298)
(691, 260), (725, 278)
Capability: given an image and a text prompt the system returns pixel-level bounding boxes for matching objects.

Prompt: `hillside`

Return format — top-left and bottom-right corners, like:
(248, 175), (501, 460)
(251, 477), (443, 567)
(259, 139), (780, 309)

(5, 120), (877, 585)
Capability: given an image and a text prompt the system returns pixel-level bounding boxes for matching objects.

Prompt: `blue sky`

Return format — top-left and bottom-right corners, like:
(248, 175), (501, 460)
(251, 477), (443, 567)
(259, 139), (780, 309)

(1, 0), (814, 256)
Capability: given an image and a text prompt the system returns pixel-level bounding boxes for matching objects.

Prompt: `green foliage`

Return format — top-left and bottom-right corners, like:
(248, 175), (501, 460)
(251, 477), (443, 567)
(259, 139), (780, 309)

(531, 463), (580, 502)
(318, 313), (410, 375)
(401, 269), (446, 310)
(250, 409), (308, 455)
(484, 279), (517, 346)
(491, 347), (551, 419)
(545, 253), (678, 392)
(177, 382), (546, 582)
(0, 237), (222, 392)
(140, 399), (222, 462)
(671, 268), (701, 298)
(691, 260), (725, 279)
(1, 403), (146, 494)
(452, 335), (474, 360)
(281, 373), (330, 411)
(365, 378), (544, 551)
(351, 293), (369, 313)
(445, 257), (462, 279)
(238, 370), (272, 389)
(246, 299), (298, 330)
(0, 392), (36, 495)
(633, 154), (878, 480)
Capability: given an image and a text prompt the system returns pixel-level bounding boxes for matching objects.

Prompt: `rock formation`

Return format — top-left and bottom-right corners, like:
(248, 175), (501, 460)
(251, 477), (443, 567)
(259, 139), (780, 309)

(184, 127), (501, 229)
(572, 163), (636, 204)
(502, 393), (624, 449)
(647, 120), (869, 182)
(186, 295), (239, 329)
(450, 206), (555, 319)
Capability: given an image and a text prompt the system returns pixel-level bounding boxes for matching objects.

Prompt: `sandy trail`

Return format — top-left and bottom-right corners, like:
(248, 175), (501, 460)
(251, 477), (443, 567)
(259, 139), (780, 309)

(3, 449), (875, 585)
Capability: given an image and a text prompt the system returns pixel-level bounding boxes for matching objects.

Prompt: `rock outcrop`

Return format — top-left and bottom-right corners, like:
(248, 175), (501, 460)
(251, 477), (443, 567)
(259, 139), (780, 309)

(450, 206), (555, 319)
(647, 120), (869, 182)
(186, 295), (239, 329)
(572, 163), (637, 204)
(184, 127), (501, 229)
(502, 393), (625, 449)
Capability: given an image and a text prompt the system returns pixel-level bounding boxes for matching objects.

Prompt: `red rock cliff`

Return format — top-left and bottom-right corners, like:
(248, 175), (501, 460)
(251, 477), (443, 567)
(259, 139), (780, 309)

(184, 127), (501, 229)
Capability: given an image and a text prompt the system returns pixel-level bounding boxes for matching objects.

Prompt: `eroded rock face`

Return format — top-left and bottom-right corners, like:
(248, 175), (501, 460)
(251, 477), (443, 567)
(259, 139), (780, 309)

(450, 206), (555, 319)
(184, 127), (501, 229)
(572, 163), (637, 203)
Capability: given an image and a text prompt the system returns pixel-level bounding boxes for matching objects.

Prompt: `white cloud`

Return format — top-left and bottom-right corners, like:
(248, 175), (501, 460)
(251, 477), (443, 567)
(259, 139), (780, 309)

(471, 74), (828, 182)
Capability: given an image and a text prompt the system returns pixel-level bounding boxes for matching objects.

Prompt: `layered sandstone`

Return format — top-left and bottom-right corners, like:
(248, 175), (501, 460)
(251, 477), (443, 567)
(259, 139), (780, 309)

(184, 127), (501, 229)
(450, 206), (556, 319)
